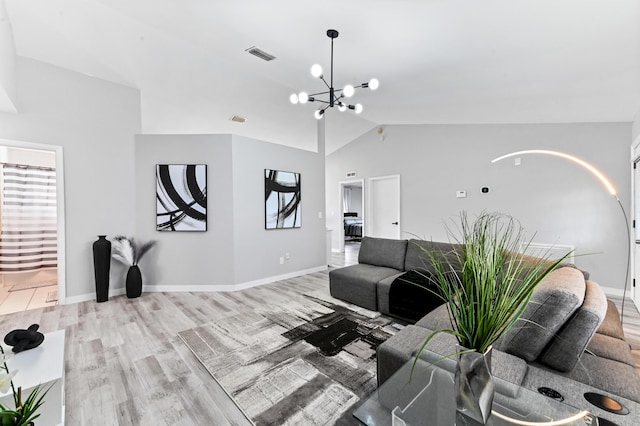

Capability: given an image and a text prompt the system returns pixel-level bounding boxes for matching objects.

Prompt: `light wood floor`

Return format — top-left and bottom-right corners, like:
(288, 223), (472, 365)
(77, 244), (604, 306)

(0, 244), (638, 425)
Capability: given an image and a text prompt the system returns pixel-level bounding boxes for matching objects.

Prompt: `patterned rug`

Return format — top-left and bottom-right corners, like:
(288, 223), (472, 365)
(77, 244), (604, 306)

(178, 295), (402, 425)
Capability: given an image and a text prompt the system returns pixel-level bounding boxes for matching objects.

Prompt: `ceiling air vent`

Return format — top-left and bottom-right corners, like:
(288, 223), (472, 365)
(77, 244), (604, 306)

(245, 46), (276, 62)
(229, 115), (247, 124)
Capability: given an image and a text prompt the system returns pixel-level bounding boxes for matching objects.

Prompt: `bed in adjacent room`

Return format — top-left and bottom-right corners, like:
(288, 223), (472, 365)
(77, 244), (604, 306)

(343, 213), (363, 240)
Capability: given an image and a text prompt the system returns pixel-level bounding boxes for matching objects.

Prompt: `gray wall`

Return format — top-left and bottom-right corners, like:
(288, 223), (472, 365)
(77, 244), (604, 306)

(3, 56), (629, 298)
(0, 0), (16, 112)
(345, 186), (363, 217)
(0, 58), (326, 299)
(326, 123), (631, 291)
(134, 133), (326, 289)
(134, 134), (235, 288)
(232, 135), (326, 284)
(0, 58), (141, 299)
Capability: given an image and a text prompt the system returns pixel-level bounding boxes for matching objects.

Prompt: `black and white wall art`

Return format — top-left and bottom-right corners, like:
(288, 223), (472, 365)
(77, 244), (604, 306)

(265, 169), (301, 229)
(156, 164), (207, 231)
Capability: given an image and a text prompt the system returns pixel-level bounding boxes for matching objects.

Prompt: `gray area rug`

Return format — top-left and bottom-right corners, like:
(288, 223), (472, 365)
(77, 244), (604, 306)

(179, 295), (402, 425)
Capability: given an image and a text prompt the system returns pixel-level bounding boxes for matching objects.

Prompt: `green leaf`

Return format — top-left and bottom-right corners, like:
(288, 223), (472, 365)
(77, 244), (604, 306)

(412, 211), (572, 360)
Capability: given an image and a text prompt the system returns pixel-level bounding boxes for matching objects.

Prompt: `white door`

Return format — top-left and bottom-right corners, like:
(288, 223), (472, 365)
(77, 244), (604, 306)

(368, 175), (400, 239)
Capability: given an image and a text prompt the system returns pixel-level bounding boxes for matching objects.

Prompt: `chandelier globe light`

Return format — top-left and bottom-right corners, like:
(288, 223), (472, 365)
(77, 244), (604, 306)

(289, 29), (379, 120)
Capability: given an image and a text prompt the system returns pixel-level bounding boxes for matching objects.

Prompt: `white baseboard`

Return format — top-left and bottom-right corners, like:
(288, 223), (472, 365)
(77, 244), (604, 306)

(600, 285), (632, 298)
(61, 265), (328, 304)
(64, 287), (126, 305)
(143, 265), (327, 292)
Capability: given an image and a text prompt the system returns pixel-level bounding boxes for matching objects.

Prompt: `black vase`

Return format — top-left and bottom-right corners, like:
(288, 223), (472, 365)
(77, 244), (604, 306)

(93, 235), (111, 303)
(126, 265), (143, 298)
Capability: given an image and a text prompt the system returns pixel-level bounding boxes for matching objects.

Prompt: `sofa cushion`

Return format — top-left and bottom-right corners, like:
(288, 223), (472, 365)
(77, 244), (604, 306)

(415, 304), (453, 332)
(329, 264), (401, 311)
(587, 332), (635, 368)
(377, 270), (444, 321)
(377, 324), (528, 392)
(404, 239), (461, 273)
(358, 236), (408, 270)
(596, 299), (626, 340)
(415, 332), (529, 395)
(377, 324), (432, 385)
(556, 263), (590, 281)
(539, 280), (608, 372)
(389, 270), (445, 321)
(497, 267), (585, 362)
(524, 358), (640, 412)
(377, 272), (404, 316)
(563, 353), (640, 404)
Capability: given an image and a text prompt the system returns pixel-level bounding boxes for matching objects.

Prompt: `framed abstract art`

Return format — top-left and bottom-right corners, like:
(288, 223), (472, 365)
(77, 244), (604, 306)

(264, 169), (301, 229)
(156, 164), (207, 231)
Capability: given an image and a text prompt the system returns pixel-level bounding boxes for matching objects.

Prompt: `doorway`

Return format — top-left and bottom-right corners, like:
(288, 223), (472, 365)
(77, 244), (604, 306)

(368, 175), (401, 239)
(633, 156), (640, 311)
(338, 179), (364, 254)
(0, 140), (65, 314)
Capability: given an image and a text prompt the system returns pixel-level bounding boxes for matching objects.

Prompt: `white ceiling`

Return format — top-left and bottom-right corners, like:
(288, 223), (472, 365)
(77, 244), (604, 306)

(3, 0), (640, 154)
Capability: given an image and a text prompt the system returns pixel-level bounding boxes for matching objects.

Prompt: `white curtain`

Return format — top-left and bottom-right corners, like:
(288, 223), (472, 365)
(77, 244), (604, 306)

(343, 187), (351, 213)
(0, 164), (57, 272)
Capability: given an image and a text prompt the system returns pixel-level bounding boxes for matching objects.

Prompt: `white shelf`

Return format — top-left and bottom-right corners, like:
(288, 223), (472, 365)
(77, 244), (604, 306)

(0, 329), (65, 426)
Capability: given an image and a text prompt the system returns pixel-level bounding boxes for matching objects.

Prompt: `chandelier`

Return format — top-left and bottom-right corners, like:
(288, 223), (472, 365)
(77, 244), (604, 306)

(289, 29), (379, 120)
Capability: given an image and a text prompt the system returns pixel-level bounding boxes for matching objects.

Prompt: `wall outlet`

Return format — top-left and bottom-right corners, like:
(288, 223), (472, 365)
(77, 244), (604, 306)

(279, 256), (285, 265)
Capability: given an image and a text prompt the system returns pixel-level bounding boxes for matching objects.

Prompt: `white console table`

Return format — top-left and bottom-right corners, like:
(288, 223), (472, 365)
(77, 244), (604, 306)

(0, 329), (65, 426)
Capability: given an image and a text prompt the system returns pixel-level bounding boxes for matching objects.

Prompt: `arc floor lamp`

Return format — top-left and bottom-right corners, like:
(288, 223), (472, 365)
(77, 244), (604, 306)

(491, 149), (631, 322)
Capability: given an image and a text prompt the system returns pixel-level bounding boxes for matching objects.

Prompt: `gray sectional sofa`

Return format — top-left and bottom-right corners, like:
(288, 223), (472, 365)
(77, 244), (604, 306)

(329, 236), (640, 423)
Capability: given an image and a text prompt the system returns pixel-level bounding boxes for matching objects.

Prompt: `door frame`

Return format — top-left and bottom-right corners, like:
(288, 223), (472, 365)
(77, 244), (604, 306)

(631, 138), (640, 311)
(367, 174), (401, 239)
(338, 179), (365, 253)
(0, 138), (66, 304)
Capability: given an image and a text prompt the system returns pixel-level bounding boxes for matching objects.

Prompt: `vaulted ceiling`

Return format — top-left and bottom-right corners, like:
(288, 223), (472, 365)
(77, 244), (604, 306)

(3, 0), (640, 153)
